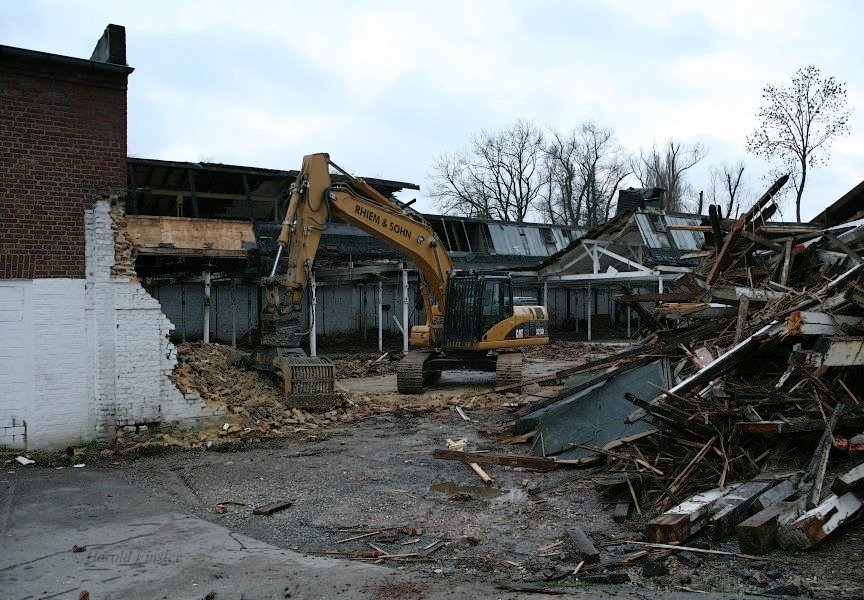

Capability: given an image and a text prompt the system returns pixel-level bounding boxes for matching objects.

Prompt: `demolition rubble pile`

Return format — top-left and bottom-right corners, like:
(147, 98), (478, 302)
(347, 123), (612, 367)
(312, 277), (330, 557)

(507, 175), (864, 555)
(170, 343), (468, 442)
(171, 343), (350, 436)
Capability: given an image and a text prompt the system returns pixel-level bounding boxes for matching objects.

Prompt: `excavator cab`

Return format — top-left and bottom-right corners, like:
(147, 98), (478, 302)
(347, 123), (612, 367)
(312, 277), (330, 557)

(443, 272), (512, 347)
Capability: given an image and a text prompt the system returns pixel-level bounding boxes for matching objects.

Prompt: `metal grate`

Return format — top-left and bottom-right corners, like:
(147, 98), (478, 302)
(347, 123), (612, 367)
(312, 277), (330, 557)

(274, 356), (336, 411)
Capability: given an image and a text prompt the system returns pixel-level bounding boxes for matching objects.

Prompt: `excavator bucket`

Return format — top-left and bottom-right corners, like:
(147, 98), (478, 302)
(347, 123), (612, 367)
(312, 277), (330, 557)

(273, 356), (336, 411)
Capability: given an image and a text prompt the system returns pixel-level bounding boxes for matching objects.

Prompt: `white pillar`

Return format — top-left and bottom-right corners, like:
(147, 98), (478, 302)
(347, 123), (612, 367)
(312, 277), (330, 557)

(658, 275), (664, 294)
(180, 284), (187, 343)
(203, 270), (211, 343)
(360, 284), (367, 342)
(377, 280), (383, 353)
(401, 267), (409, 352)
(627, 305), (632, 338)
(309, 272), (317, 357)
(230, 280), (237, 348)
(587, 283), (592, 342)
(542, 279), (548, 306)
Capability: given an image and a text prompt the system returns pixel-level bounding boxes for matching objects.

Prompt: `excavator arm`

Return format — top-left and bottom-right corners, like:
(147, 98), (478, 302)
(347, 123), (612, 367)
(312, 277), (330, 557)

(261, 153), (452, 350)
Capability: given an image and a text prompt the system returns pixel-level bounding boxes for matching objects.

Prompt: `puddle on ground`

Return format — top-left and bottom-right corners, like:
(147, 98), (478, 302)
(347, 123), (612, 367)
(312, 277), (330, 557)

(430, 482), (527, 504)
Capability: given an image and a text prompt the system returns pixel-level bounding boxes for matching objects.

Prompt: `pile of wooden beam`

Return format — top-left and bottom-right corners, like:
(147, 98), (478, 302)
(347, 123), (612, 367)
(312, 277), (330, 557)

(533, 176), (864, 554)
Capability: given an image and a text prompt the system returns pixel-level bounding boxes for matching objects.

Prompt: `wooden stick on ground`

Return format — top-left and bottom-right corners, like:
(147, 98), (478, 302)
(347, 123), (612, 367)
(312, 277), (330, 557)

(622, 540), (787, 562)
(446, 438), (492, 484)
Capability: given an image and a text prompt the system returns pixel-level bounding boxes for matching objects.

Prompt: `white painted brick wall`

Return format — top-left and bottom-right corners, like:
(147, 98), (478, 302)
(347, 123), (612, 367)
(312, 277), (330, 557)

(0, 199), (223, 451)
(0, 282), (31, 448)
(29, 279), (90, 447)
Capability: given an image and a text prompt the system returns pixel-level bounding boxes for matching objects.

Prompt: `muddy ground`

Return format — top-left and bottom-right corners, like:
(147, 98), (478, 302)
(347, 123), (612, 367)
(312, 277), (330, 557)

(110, 343), (864, 599)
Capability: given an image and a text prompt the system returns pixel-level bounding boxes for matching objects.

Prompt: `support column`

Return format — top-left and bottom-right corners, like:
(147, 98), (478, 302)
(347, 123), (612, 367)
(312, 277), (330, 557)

(230, 280), (237, 348)
(309, 272), (317, 357)
(377, 280), (383, 353)
(658, 275), (664, 294)
(180, 283), (187, 343)
(401, 266), (409, 353)
(627, 306), (632, 338)
(203, 270), (211, 343)
(587, 283), (592, 342)
(360, 283), (367, 342)
(542, 279), (548, 307)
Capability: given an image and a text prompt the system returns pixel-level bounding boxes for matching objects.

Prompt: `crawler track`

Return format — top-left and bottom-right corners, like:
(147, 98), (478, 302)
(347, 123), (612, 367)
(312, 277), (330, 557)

(396, 351), (432, 394)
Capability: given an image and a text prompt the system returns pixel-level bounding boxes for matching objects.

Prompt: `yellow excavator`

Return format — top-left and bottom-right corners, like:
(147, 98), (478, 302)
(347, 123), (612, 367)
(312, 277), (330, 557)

(257, 153), (549, 402)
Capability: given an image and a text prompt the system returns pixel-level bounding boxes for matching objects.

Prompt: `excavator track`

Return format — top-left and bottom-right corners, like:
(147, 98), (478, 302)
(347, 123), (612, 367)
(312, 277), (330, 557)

(495, 352), (524, 390)
(397, 351), (433, 394)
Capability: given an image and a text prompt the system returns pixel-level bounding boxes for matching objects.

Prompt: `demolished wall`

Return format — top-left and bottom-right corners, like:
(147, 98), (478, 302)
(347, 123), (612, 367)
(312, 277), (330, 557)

(85, 198), (223, 446)
(0, 199), (223, 451)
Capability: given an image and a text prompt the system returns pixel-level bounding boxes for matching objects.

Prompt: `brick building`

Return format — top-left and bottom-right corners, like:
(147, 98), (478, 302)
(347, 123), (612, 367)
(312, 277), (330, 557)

(0, 26), (221, 450)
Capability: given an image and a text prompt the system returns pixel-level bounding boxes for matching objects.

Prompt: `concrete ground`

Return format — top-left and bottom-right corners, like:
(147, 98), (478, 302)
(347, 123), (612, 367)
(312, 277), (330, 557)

(1, 466), (743, 600)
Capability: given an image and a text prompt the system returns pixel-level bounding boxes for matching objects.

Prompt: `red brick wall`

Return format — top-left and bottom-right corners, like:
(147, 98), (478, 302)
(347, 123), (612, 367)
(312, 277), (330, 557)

(0, 53), (129, 278)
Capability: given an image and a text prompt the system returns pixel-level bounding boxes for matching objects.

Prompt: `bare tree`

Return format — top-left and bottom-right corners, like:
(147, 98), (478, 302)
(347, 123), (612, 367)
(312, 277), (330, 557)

(746, 65), (852, 223)
(429, 120), (545, 223)
(708, 160), (748, 218)
(543, 122), (630, 227)
(632, 140), (708, 212)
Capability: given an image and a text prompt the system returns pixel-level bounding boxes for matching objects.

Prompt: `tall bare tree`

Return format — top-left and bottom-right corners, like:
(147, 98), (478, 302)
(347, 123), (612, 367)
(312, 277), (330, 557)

(708, 160), (748, 218)
(543, 122), (630, 227)
(746, 65), (852, 223)
(632, 140), (708, 212)
(429, 120), (545, 223)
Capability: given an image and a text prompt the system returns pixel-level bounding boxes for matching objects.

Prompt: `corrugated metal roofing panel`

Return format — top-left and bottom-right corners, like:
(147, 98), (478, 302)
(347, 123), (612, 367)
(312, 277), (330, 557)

(664, 215), (705, 251)
(522, 227), (548, 256)
(488, 224), (532, 256)
(634, 212), (670, 249)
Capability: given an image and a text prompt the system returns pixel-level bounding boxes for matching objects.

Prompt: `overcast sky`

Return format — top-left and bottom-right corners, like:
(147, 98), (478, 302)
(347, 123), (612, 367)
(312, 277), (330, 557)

(3, 0), (861, 220)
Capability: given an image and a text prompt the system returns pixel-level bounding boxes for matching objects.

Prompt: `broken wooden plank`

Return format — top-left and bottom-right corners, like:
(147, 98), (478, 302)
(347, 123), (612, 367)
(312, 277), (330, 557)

(446, 438), (493, 484)
(680, 250), (715, 260)
(786, 311), (864, 336)
(736, 502), (797, 555)
(740, 230), (785, 253)
(625, 540), (780, 562)
(646, 514), (690, 543)
(496, 583), (567, 595)
(645, 484), (744, 543)
(734, 295), (750, 344)
(779, 491), (863, 550)
(831, 462), (864, 496)
(709, 285), (784, 305)
(780, 238), (794, 287)
(667, 225), (713, 231)
(431, 450), (557, 472)
(252, 500), (293, 515)
(824, 230), (864, 265)
(753, 476), (800, 511)
(812, 336), (864, 367)
(566, 527), (600, 564)
(612, 502), (633, 523)
(654, 302), (737, 320)
(737, 416), (864, 435)
(707, 174), (789, 285)
(708, 478), (779, 537)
